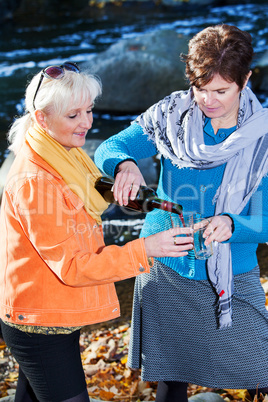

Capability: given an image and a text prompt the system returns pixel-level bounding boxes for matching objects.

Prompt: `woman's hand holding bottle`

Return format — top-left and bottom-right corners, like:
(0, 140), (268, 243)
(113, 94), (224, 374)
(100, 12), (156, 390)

(110, 160), (194, 258)
(113, 161), (146, 205)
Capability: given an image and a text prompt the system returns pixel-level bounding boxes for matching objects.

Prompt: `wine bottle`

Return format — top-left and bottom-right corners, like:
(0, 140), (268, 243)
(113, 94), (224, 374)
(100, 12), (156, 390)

(95, 176), (183, 215)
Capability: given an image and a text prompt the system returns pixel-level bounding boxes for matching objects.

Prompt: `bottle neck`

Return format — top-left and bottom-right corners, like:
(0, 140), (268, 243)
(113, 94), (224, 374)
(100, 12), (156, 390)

(150, 198), (183, 215)
(95, 177), (183, 216)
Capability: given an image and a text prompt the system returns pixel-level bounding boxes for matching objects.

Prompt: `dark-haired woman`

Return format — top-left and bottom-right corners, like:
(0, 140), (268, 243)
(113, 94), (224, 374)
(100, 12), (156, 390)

(0, 63), (193, 402)
(95, 24), (268, 401)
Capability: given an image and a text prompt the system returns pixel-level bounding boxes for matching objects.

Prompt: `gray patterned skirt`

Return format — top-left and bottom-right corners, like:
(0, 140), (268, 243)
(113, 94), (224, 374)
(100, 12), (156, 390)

(128, 260), (268, 389)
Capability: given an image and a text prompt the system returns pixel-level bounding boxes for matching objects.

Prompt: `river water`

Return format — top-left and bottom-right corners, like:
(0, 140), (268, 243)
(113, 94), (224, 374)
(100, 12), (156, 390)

(1, 1), (268, 166)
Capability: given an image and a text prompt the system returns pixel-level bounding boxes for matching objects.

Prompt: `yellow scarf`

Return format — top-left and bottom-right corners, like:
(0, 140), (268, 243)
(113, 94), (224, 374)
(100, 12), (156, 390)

(26, 124), (108, 225)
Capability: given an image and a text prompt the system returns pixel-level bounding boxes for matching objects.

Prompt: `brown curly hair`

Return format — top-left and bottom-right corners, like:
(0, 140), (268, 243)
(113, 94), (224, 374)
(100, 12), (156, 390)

(181, 24), (253, 90)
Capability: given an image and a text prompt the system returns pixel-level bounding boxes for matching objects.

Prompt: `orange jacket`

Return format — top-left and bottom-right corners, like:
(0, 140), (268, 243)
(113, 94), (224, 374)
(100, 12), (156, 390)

(0, 142), (151, 327)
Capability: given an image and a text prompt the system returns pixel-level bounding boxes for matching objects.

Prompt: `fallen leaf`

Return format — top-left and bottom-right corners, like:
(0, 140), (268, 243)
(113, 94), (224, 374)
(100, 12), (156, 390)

(84, 359), (108, 376)
(120, 355), (128, 365)
(224, 389), (249, 399)
(99, 389), (115, 399)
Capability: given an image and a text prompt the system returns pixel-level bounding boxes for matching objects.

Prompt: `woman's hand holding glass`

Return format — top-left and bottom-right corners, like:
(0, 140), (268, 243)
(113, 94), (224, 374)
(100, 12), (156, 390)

(144, 227), (194, 258)
(203, 215), (233, 245)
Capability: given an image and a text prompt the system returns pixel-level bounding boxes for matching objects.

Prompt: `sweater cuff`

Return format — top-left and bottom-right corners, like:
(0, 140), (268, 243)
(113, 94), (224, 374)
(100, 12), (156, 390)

(220, 213), (235, 233)
(223, 213), (263, 243)
(114, 158), (137, 177)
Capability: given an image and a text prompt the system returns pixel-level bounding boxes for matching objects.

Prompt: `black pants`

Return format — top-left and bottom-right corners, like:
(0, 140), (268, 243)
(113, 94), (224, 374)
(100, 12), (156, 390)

(155, 381), (268, 402)
(1, 321), (89, 402)
(156, 381), (188, 402)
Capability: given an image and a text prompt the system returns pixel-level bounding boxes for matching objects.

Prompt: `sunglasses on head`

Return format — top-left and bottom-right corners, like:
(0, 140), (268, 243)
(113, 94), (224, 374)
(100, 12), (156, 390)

(32, 62), (80, 110)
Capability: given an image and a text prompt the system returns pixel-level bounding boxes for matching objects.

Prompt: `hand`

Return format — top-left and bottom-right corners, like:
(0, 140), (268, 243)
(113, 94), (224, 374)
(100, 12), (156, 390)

(203, 215), (233, 245)
(113, 161), (146, 206)
(144, 227), (193, 258)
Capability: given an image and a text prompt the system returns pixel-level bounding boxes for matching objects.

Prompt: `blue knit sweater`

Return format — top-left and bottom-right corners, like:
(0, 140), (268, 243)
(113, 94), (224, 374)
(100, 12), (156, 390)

(95, 118), (268, 280)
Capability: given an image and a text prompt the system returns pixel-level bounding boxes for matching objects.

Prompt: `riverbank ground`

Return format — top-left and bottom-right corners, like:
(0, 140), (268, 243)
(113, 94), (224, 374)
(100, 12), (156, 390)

(1, 273), (268, 401)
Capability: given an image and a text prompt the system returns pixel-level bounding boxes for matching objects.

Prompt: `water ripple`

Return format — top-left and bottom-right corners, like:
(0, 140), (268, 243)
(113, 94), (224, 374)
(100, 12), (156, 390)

(0, 2), (268, 163)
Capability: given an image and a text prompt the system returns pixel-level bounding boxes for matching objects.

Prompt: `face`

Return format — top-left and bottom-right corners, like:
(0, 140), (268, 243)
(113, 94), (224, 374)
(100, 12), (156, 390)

(192, 74), (242, 122)
(38, 98), (94, 150)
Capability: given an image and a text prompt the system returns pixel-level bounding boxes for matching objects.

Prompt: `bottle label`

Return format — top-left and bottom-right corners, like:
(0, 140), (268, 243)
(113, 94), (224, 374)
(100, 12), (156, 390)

(162, 201), (172, 212)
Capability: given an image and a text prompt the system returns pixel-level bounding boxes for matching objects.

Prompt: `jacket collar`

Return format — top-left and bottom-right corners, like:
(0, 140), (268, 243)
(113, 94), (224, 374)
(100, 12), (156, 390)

(22, 140), (62, 180)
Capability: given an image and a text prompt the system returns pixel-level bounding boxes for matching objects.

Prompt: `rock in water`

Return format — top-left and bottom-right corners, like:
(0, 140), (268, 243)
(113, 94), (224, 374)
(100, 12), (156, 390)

(189, 392), (225, 401)
(82, 29), (190, 113)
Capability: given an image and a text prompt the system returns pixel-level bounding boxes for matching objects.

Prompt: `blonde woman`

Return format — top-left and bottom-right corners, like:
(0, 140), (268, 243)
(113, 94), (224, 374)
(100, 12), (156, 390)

(0, 62), (193, 402)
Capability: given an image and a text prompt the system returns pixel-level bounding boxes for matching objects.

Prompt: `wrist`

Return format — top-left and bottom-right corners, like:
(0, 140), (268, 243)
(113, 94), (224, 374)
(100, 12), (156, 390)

(114, 159), (137, 177)
(221, 213), (235, 233)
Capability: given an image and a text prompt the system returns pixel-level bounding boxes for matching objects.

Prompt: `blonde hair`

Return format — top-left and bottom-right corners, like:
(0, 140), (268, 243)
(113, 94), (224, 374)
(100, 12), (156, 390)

(8, 67), (102, 154)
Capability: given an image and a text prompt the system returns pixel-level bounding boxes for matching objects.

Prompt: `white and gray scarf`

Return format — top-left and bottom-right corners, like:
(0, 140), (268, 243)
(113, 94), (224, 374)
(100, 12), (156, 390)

(134, 86), (268, 329)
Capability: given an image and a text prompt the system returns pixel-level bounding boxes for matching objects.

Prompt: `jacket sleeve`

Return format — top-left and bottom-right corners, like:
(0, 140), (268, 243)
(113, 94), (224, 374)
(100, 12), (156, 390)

(94, 122), (158, 176)
(224, 175), (268, 244)
(13, 175), (151, 287)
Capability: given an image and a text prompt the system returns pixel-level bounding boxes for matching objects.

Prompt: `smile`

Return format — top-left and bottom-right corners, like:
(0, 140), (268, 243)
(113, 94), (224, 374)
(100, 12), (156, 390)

(74, 132), (86, 137)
